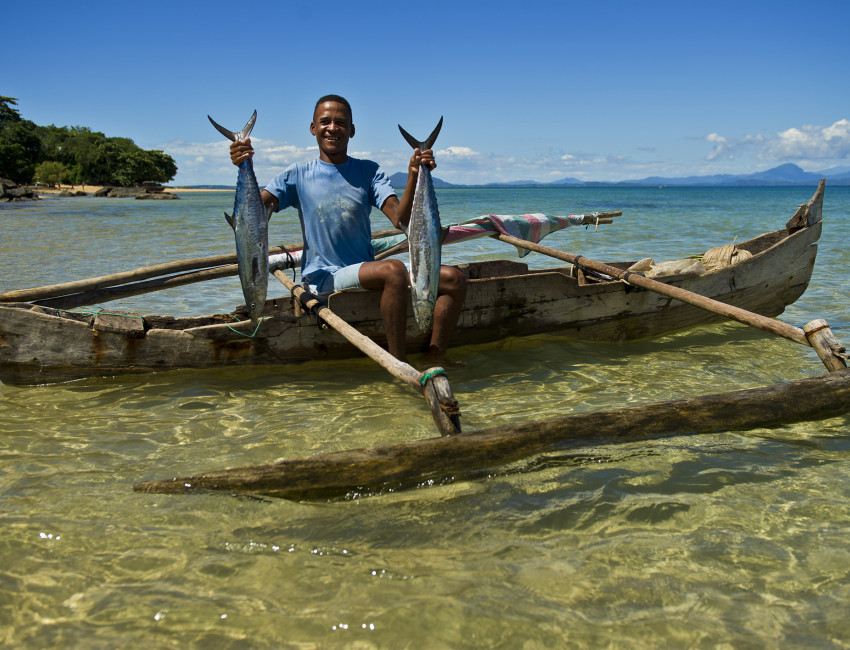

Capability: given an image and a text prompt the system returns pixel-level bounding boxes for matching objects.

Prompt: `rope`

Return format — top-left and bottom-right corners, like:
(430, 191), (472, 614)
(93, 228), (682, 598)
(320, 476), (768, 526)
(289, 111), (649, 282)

(225, 315), (266, 338)
(60, 307), (144, 322)
(283, 248), (297, 281)
(419, 367), (447, 387)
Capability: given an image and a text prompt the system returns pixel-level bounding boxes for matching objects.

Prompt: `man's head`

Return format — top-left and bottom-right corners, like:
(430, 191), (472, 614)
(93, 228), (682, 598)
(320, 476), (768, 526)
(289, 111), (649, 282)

(313, 95), (352, 123)
(311, 95), (354, 164)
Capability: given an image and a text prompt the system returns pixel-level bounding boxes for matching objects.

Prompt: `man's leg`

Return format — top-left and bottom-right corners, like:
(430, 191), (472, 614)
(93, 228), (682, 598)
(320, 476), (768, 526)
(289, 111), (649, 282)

(428, 266), (467, 360)
(358, 259), (410, 361)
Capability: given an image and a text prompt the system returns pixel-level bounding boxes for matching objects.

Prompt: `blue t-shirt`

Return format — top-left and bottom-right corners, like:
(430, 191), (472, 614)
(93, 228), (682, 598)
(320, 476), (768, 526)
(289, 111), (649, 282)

(265, 157), (396, 292)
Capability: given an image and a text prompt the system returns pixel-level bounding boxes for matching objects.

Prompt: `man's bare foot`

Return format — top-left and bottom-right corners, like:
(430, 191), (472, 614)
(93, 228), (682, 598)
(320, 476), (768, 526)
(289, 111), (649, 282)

(419, 348), (467, 370)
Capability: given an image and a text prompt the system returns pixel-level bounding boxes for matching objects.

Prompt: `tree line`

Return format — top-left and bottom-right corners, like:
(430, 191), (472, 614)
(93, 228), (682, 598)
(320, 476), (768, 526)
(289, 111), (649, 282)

(0, 96), (177, 187)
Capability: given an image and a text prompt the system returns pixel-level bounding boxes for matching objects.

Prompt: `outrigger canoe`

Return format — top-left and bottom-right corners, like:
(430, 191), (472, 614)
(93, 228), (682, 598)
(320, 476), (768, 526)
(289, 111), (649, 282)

(0, 182), (827, 386)
(3, 180), (848, 498)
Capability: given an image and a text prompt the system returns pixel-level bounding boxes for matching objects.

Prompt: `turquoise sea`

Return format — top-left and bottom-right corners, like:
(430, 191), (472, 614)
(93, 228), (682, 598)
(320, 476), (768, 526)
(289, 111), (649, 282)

(1, 185), (850, 648)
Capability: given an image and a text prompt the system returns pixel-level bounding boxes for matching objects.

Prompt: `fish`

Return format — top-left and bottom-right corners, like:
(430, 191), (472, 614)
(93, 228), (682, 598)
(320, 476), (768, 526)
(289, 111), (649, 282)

(398, 117), (443, 333)
(208, 110), (269, 324)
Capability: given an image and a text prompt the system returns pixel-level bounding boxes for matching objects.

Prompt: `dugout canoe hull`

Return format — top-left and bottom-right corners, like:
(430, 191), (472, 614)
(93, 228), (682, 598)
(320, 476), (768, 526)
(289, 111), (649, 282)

(133, 367), (850, 500)
(0, 183), (824, 385)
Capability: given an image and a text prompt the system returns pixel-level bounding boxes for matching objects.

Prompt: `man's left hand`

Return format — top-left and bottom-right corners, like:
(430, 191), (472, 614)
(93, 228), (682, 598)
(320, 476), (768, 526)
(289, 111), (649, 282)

(409, 148), (437, 175)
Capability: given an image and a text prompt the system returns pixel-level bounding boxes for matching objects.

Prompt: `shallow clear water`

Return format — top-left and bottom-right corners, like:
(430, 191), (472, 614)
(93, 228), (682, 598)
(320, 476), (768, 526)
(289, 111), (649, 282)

(1, 186), (849, 647)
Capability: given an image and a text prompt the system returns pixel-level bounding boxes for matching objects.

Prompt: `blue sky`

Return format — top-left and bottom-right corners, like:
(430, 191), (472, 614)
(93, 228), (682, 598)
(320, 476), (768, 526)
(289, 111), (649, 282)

(4, 0), (849, 185)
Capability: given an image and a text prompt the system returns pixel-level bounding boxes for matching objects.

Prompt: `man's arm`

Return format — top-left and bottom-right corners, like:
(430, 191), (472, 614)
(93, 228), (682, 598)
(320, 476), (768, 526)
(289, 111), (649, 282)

(380, 148), (436, 228)
(230, 138), (279, 211)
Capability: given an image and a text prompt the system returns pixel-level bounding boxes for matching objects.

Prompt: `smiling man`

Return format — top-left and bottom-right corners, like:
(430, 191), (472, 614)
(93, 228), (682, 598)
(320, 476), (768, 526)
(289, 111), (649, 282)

(229, 95), (466, 363)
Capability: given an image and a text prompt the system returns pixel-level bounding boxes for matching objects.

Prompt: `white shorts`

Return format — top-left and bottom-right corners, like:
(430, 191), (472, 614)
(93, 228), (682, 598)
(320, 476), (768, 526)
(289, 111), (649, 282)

(309, 262), (365, 296)
(310, 260), (411, 296)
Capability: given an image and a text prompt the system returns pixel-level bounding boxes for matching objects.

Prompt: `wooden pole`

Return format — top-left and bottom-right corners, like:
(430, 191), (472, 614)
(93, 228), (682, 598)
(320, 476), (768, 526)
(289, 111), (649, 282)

(271, 270), (461, 436)
(0, 252), (244, 303)
(33, 264), (240, 310)
(374, 211), (622, 261)
(0, 230), (405, 304)
(495, 233), (812, 347)
(133, 367), (850, 498)
(495, 234), (850, 373)
(803, 319), (848, 371)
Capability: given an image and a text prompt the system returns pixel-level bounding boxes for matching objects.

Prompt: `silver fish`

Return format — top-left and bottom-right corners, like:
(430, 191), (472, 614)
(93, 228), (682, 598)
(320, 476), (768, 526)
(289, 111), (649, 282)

(398, 117), (443, 333)
(208, 110), (269, 324)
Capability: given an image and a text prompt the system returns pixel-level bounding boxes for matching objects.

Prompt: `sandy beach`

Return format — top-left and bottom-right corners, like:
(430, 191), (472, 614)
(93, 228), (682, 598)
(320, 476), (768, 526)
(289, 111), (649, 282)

(35, 185), (232, 195)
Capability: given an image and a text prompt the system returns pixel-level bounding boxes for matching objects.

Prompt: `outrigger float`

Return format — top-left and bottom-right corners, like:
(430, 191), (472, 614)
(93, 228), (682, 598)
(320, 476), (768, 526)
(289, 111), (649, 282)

(2, 181), (847, 497)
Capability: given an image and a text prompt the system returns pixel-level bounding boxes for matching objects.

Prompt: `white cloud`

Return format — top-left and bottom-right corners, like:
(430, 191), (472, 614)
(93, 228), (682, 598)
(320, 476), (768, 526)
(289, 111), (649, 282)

(706, 119), (850, 162)
(163, 118), (850, 186)
(163, 138), (322, 186)
(768, 119), (850, 158)
(437, 146), (480, 159)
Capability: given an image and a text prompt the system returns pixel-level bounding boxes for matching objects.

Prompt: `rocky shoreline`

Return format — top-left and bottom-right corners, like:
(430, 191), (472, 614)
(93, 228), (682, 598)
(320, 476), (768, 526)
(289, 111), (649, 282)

(92, 185), (179, 200)
(2, 179), (179, 202)
(1, 178), (39, 202)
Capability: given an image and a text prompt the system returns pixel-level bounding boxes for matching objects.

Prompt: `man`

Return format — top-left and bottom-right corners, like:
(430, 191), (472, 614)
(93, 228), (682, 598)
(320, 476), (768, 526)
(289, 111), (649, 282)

(230, 95), (466, 364)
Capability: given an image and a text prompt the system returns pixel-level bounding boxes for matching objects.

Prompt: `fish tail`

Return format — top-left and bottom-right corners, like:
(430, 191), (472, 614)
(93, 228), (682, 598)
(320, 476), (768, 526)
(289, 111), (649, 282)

(208, 110), (257, 142)
(398, 116), (443, 150)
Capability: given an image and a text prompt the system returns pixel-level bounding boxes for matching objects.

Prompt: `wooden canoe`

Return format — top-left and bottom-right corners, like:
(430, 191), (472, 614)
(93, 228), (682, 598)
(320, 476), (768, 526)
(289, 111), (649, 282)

(0, 182), (824, 385)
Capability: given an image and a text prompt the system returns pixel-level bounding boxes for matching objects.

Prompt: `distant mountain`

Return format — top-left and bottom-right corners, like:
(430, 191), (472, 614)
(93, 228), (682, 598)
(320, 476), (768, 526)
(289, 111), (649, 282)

(481, 177), (584, 188)
(392, 164), (850, 188)
(638, 163), (834, 187)
(550, 177), (585, 186)
(390, 172), (584, 189)
(174, 184), (236, 190)
(389, 172), (457, 188)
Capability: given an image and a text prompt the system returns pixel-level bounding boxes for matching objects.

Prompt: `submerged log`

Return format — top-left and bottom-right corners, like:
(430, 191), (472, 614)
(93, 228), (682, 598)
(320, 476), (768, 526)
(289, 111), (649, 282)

(134, 368), (850, 500)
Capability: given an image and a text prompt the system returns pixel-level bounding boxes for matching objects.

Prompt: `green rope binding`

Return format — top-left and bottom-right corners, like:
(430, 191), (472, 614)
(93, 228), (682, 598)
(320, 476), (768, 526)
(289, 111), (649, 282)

(225, 315), (266, 338)
(419, 367), (447, 387)
(61, 307), (144, 320)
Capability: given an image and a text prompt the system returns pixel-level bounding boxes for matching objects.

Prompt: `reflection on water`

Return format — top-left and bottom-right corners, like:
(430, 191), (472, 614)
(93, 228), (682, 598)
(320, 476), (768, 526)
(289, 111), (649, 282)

(2, 188), (850, 647)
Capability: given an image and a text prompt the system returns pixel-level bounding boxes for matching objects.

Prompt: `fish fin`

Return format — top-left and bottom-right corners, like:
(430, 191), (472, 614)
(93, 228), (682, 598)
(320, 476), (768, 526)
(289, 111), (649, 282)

(398, 116), (443, 150)
(423, 116), (443, 150)
(224, 211), (235, 229)
(397, 124), (422, 150)
(208, 110), (257, 142)
(265, 202), (274, 222)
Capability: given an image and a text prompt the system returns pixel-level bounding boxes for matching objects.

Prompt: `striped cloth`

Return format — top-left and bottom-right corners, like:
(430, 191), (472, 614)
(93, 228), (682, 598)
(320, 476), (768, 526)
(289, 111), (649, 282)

(441, 213), (586, 257)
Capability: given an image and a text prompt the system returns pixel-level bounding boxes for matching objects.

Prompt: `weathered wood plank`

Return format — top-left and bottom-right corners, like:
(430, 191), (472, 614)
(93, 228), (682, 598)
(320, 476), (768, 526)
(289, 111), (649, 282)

(93, 311), (146, 337)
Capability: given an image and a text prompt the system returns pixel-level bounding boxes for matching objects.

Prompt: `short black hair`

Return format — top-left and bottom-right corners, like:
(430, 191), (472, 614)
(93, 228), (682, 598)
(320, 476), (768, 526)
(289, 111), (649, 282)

(314, 94), (352, 122)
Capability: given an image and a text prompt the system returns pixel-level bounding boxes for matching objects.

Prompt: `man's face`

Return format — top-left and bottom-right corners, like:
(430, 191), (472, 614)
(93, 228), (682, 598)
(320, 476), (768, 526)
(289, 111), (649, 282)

(310, 101), (354, 163)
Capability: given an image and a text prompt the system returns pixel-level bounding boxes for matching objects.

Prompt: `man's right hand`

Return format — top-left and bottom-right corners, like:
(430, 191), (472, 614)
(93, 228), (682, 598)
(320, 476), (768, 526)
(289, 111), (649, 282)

(230, 138), (254, 166)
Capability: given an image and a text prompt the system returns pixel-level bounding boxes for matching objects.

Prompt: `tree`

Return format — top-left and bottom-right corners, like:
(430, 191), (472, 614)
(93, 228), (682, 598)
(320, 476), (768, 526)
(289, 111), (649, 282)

(0, 96), (41, 183)
(145, 150), (178, 183)
(34, 160), (69, 187)
(1, 98), (178, 185)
